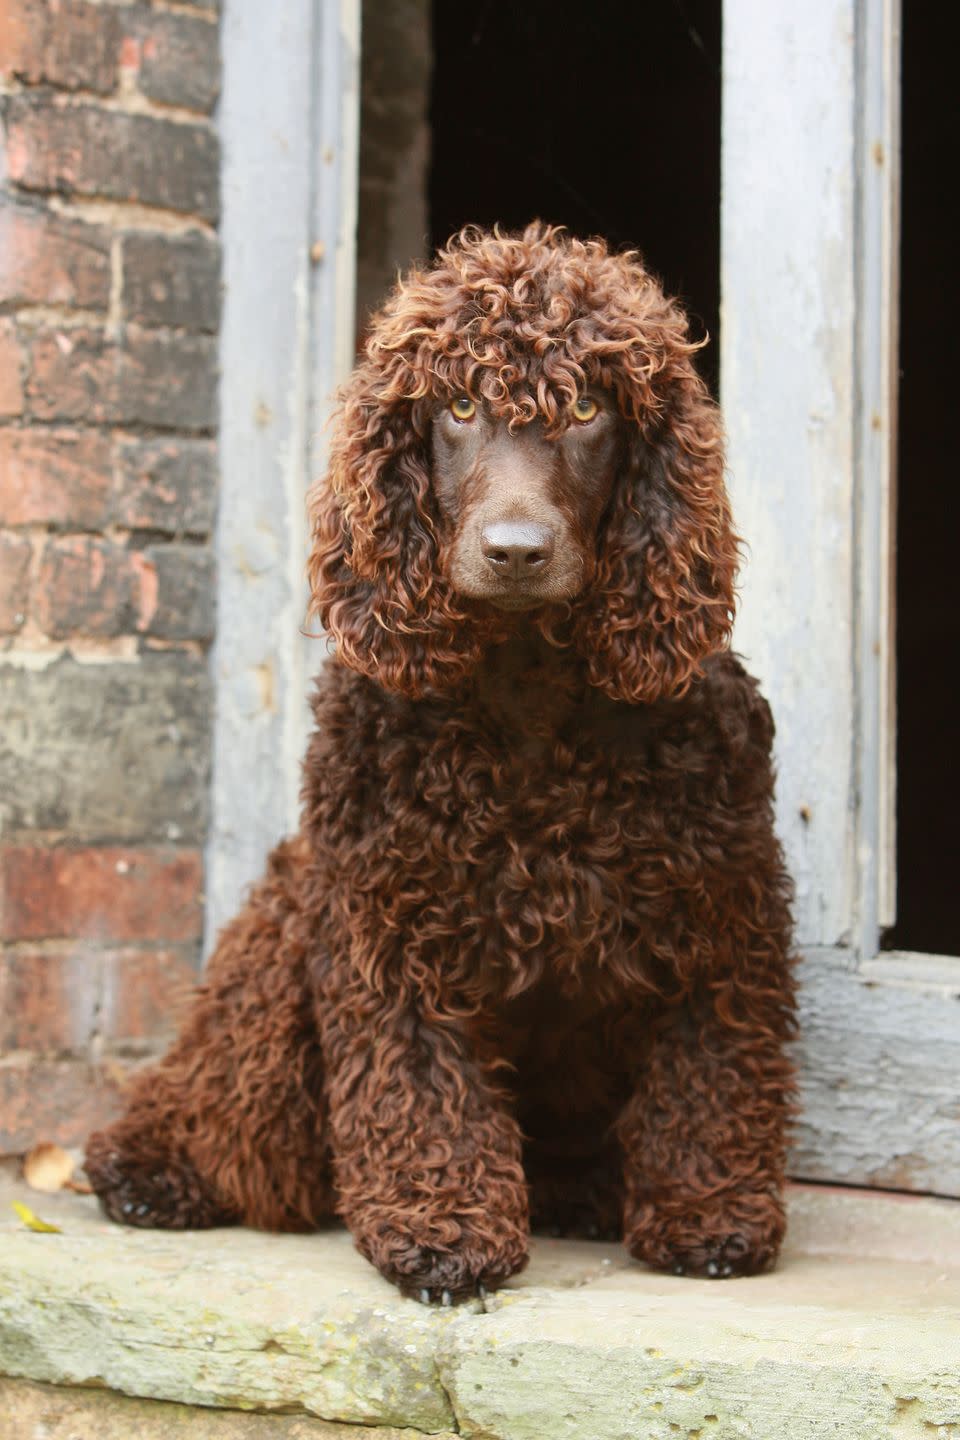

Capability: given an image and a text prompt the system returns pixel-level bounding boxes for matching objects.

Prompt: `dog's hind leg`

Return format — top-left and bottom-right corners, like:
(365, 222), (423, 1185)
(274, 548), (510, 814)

(85, 836), (333, 1233)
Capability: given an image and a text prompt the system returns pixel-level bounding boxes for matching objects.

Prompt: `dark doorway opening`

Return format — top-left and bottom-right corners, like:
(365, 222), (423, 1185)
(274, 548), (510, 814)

(429, 0), (722, 391)
(884, 7), (960, 955)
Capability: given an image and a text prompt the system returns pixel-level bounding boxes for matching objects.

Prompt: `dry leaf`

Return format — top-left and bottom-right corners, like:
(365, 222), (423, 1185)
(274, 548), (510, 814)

(23, 1142), (75, 1194)
(12, 1200), (62, 1234)
(65, 1176), (94, 1195)
(101, 1059), (132, 1090)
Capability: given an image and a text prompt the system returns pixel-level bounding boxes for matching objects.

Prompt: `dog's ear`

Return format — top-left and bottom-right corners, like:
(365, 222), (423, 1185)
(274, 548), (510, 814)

(575, 375), (738, 704)
(307, 365), (486, 697)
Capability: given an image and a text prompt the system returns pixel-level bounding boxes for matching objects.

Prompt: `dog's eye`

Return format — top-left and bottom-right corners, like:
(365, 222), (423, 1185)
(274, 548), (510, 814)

(572, 396), (599, 424)
(450, 395), (476, 422)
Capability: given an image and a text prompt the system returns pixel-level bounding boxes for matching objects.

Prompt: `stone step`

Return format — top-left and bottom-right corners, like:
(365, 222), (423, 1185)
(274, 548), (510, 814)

(1, 1175), (958, 1438)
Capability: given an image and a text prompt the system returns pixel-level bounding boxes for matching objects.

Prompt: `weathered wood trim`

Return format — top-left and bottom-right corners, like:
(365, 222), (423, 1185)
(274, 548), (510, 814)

(860, 951), (960, 998)
(207, 0), (359, 952)
(721, 1), (859, 950)
(792, 947), (960, 1196)
(852, 0), (901, 952)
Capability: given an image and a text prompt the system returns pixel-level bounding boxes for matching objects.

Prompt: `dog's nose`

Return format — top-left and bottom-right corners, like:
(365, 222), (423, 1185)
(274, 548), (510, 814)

(480, 522), (555, 581)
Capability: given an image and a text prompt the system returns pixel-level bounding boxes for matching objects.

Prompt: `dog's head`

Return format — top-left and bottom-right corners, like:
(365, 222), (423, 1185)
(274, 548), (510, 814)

(309, 223), (738, 702)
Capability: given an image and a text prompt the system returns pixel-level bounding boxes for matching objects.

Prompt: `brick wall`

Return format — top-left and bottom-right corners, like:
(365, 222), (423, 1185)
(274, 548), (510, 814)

(0, 0), (220, 1150)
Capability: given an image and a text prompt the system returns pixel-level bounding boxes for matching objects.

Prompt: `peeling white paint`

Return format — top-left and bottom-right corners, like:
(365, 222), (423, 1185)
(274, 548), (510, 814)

(722, 0), (858, 950)
(206, 0), (360, 950)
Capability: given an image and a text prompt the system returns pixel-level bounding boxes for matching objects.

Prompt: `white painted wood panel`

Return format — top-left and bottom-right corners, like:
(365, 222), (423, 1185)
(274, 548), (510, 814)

(207, 0), (359, 952)
(791, 950), (960, 1196)
(722, 1), (858, 950)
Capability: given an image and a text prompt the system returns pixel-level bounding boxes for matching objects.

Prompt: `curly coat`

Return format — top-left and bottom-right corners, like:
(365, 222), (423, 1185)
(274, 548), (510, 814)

(86, 224), (796, 1302)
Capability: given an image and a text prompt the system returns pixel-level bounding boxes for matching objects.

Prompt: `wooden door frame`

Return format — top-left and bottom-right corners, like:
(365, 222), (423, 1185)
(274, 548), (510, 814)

(723, 0), (960, 1196)
(207, 0), (360, 949)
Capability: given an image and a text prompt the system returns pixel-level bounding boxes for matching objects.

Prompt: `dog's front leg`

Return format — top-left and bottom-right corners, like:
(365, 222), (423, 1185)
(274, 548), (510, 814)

(619, 879), (797, 1278)
(316, 946), (529, 1303)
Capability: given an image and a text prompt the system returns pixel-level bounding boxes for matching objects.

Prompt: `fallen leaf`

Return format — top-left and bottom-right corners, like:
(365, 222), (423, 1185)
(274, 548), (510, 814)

(11, 1201), (62, 1234)
(101, 1059), (132, 1091)
(23, 1142), (75, 1194)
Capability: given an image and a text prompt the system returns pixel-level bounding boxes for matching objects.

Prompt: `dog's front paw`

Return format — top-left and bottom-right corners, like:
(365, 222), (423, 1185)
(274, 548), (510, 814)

(389, 1239), (527, 1305)
(658, 1229), (769, 1279)
(625, 1190), (785, 1279)
(355, 1211), (530, 1304)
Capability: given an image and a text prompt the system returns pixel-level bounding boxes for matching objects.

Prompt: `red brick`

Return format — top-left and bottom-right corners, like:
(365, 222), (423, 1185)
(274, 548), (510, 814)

(34, 535), (154, 638)
(0, 0), (119, 93)
(122, 230), (221, 332)
(0, 427), (112, 528)
(120, 327), (218, 431)
(143, 543), (214, 640)
(5, 97), (219, 222)
(0, 0), (31, 79)
(35, 535), (214, 641)
(25, 326), (217, 431)
(0, 198), (111, 310)
(0, 951), (69, 1052)
(114, 436), (217, 534)
(124, 8), (220, 114)
(23, 327), (114, 424)
(0, 846), (203, 942)
(0, 949), (98, 1053)
(0, 319), (25, 417)
(0, 1054), (132, 1152)
(100, 946), (197, 1044)
(0, 945), (196, 1054)
(0, 532), (32, 632)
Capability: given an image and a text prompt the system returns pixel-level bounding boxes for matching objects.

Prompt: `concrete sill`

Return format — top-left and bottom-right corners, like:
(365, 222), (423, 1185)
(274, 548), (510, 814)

(1, 1177), (958, 1439)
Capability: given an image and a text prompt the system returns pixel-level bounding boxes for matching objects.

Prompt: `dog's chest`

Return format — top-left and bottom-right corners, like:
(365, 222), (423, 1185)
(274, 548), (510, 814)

(416, 710), (700, 987)
(336, 673), (730, 992)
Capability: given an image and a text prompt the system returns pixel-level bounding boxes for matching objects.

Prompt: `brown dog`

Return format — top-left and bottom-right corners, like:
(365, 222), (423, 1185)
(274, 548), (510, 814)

(86, 224), (796, 1304)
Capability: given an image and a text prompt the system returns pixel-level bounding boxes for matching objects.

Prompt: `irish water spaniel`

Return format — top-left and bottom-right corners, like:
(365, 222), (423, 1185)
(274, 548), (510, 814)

(86, 223), (796, 1303)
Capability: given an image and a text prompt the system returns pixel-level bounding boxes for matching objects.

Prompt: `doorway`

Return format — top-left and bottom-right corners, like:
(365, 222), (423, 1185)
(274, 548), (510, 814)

(429, 1), (722, 391)
(884, 3), (959, 956)
(354, 2), (721, 388)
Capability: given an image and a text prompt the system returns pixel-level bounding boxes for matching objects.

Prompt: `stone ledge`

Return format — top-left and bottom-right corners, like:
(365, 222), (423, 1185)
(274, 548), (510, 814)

(0, 1176), (958, 1439)
(1, 1377), (446, 1440)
